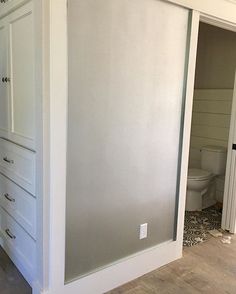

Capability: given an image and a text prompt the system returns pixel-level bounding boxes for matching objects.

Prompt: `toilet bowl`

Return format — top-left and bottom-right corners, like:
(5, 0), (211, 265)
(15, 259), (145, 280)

(186, 168), (213, 211)
(186, 145), (227, 211)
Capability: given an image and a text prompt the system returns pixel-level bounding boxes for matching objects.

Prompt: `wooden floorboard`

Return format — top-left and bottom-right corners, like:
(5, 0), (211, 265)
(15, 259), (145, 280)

(0, 234), (235, 294)
(107, 235), (236, 294)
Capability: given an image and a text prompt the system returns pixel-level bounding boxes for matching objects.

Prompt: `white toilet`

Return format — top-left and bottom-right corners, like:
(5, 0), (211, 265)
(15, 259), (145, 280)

(186, 145), (227, 211)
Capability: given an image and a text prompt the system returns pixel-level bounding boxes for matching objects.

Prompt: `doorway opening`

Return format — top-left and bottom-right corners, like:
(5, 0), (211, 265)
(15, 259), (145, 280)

(184, 21), (236, 247)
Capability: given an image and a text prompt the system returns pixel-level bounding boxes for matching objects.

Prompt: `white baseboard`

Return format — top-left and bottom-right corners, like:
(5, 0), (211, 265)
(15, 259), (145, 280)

(32, 280), (44, 294)
(48, 240), (182, 294)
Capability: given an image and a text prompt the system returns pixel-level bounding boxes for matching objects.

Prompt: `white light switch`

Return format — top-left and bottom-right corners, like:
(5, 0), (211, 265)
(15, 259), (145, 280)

(139, 223), (148, 239)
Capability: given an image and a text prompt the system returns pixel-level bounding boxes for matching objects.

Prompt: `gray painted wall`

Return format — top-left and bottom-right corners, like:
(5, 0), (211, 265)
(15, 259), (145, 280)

(65, 0), (189, 282)
(195, 23), (236, 89)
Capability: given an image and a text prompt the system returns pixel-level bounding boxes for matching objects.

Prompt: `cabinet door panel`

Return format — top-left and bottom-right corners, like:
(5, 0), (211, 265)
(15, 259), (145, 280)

(0, 21), (9, 137)
(0, 0), (13, 10)
(8, 4), (35, 149)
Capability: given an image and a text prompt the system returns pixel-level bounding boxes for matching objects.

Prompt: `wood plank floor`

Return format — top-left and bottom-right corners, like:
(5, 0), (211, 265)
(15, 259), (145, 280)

(0, 246), (31, 294)
(0, 235), (235, 294)
(107, 234), (236, 294)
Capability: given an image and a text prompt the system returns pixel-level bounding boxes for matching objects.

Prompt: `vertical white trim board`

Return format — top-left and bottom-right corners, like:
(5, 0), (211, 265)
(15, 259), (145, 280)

(175, 10), (200, 246)
(222, 73), (236, 233)
(48, 0), (67, 292)
(33, 0), (51, 293)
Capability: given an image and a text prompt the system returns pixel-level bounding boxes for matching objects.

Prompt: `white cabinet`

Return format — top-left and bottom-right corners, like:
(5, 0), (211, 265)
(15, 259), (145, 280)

(0, 138), (36, 285)
(0, 0), (13, 10)
(0, 1), (36, 287)
(0, 173), (36, 238)
(0, 206), (36, 285)
(0, 138), (36, 195)
(0, 0), (26, 18)
(0, 2), (35, 150)
(0, 18), (9, 138)
(0, 0), (13, 5)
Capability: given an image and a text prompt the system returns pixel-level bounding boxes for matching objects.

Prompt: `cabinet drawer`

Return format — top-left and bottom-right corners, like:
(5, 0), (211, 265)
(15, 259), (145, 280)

(0, 207), (36, 285)
(0, 139), (35, 195)
(0, 174), (36, 238)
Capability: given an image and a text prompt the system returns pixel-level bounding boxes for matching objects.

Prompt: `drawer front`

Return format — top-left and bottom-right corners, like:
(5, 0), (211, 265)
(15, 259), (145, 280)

(0, 207), (36, 283)
(0, 174), (36, 238)
(0, 139), (35, 195)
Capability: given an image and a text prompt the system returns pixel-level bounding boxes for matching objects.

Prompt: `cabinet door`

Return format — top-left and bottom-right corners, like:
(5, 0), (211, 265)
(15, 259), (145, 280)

(0, 0), (13, 7)
(0, 0), (12, 10)
(0, 19), (9, 138)
(0, 1), (25, 19)
(8, 2), (35, 149)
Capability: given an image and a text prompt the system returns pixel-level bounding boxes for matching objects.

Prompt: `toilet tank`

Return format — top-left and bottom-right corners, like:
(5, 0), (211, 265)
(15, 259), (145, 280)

(201, 145), (227, 175)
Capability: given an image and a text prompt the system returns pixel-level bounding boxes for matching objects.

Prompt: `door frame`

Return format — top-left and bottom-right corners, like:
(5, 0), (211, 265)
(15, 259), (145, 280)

(183, 13), (236, 237)
(221, 74), (236, 233)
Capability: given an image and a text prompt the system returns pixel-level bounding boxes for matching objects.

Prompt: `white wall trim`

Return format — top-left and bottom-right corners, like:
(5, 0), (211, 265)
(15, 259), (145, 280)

(36, 240), (181, 293)
(33, 0), (50, 293)
(175, 10), (200, 245)
(48, 0), (67, 293)
(200, 13), (236, 32)
(166, 0), (236, 24)
(222, 74), (236, 233)
(63, 241), (181, 294)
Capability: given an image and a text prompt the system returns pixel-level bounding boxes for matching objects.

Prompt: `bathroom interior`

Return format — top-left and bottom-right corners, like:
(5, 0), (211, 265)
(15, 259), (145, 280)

(184, 22), (236, 246)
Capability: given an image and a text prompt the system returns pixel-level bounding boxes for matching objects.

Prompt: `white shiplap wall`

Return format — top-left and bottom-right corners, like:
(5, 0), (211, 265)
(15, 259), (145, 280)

(189, 89), (233, 168)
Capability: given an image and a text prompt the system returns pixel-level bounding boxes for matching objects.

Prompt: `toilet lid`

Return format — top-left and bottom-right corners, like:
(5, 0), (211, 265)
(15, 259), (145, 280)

(188, 168), (212, 180)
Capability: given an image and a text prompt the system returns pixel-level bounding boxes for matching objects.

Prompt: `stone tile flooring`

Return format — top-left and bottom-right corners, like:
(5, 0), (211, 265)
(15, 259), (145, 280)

(183, 206), (222, 247)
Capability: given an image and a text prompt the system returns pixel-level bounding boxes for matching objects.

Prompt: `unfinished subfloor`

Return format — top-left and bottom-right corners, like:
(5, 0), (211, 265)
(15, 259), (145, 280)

(107, 234), (236, 294)
(0, 246), (31, 294)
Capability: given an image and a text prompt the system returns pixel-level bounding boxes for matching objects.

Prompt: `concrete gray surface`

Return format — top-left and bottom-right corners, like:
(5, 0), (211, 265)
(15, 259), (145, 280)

(0, 246), (31, 294)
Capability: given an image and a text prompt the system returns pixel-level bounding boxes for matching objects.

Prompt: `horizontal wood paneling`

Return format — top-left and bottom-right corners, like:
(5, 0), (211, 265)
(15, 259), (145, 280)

(189, 89), (233, 168)
(193, 100), (231, 114)
(193, 89), (233, 101)
(191, 136), (228, 149)
(189, 147), (201, 168)
(191, 125), (229, 141)
(192, 113), (230, 128)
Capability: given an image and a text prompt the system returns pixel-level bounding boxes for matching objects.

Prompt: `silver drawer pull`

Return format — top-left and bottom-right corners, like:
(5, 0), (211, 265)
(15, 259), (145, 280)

(5, 229), (16, 239)
(3, 157), (14, 164)
(4, 193), (15, 202)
